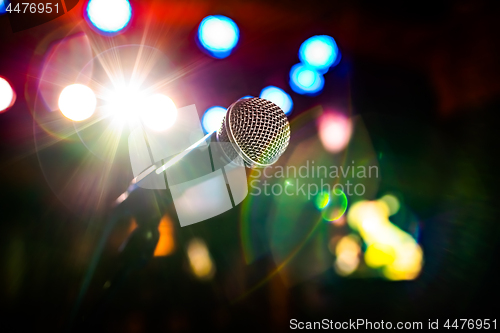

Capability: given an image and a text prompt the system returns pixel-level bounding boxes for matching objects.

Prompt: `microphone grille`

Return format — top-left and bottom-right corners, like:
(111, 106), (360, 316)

(217, 97), (290, 167)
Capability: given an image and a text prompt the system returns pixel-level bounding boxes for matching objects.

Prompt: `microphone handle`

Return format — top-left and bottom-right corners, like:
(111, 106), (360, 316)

(114, 130), (215, 206)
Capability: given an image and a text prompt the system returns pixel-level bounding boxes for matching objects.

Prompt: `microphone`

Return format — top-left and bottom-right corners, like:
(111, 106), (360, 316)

(116, 97), (291, 205)
(216, 97), (291, 168)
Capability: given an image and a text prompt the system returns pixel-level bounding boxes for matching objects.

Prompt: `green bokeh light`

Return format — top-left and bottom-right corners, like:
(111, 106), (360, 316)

(321, 188), (348, 221)
(315, 191), (330, 209)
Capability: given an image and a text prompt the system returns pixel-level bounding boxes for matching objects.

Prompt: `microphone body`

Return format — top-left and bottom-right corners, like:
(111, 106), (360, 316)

(216, 97), (290, 168)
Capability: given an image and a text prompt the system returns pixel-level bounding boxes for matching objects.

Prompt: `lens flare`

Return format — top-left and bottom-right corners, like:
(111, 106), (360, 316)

(0, 77), (15, 112)
(37, 34), (93, 112)
(141, 94), (177, 132)
(58, 84), (96, 121)
(86, 0), (132, 34)
(198, 15), (239, 59)
(289, 63), (325, 95)
(299, 35), (339, 72)
(202, 106), (226, 133)
(315, 191), (330, 209)
(321, 189), (348, 221)
(105, 86), (144, 127)
(259, 86), (293, 115)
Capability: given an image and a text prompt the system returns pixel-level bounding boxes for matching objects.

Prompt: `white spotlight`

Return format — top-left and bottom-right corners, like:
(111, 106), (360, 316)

(106, 87), (144, 126)
(0, 77), (15, 112)
(141, 94), (177, 132)
(58, 84), (96, 121)
(86, 0), (132, 34)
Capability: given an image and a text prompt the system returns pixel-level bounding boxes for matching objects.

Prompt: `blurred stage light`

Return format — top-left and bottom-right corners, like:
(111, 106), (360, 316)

(153, 215), (175, 257)
(187, 238), (215, 279)
(0, 1), (9, 15)
(299, 35), (339, 73)
(289, 63), (325, 95)
(105, 86), (144, 126)
(129, 218), (138, 233)
(364, 243), (396, 268)
(141, 94), (177, 132)
(0, 77), (15, 112)
(198, 15), (239, 59)
(86, 0), (132, 34)
(202, 106), (226, 133)
(58, 84), (96, 121)
(335, 234), (360, 258)
(379, 194), (400, 216)
(334, 234), (360, 276)
(259, 86), (293, 115)
(383, 243), (422, 281)
(240, 95), (253, 99)
(317, 112), (352, 153)
(347, 200), (423, 280)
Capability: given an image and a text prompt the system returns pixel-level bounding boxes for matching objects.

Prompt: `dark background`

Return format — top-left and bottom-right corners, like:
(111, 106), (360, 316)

(0, 0), (499, 331)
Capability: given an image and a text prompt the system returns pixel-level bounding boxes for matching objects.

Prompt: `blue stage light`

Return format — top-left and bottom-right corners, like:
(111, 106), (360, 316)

(198, 15), (239, 59)
(260, 86), (293, 115)
(202, 106), (227, 133)
(289, 63), (325, 95)
(0, 1), (9, 14)
(240, 95), (253, 100)
(299, 35), (339, 73)
(86, 0), (132, 34)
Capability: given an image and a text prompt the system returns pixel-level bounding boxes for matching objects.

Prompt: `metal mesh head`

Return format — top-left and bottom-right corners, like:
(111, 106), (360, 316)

(216, 97), (290, 167)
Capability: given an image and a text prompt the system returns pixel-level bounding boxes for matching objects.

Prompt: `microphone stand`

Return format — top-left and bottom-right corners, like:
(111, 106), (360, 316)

(80, 189), (162, 330)
(69, 131), (215, 331)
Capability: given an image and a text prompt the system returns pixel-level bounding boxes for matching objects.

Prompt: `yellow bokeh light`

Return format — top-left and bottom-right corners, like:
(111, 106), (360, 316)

(347, 199), (424, 280)
(379, 194), (400, 216)
(335, 234), (360, 257)
(383, 243), (423, 280)
(334, 254), (359, 276)
(364, 243), (396, 268)
(187, 238), (215, 280)
(334, 235), (361, 276)
(347, 200), (389, 231)
(58, 84), (96, 121)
